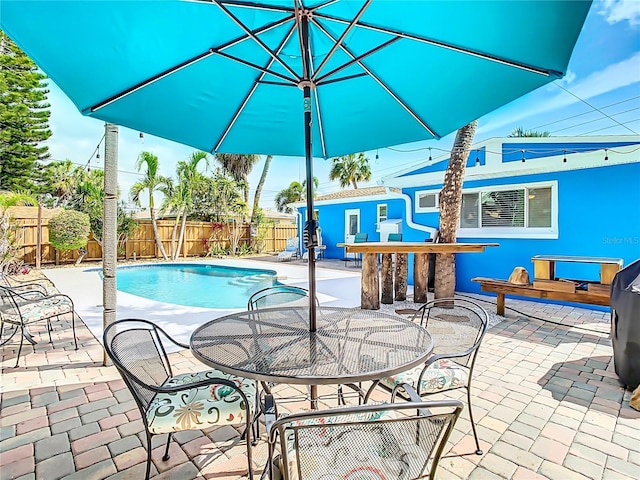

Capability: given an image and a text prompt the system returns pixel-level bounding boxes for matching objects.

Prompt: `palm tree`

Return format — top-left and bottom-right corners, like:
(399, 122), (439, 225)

(129, 151), (171, 260)
(165, 151), (209, 260)
(250, 155), (272, 226)
(215, 153), (260, 204)
(508, 127), (550, 137)
(435, 121), (478, 300)
(274, 178), (319, 213)
(329, 152), (372, 189)
(42, 160), (82, 206)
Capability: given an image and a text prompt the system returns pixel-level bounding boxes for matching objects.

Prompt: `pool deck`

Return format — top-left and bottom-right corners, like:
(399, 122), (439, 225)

(1, 257), (638, 480)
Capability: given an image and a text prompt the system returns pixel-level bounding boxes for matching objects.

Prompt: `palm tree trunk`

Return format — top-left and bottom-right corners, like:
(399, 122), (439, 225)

(250, 155), (272, 225)
(150, 207), (169, 260)
(103, 123), (118, 366)
(435, 120), (477, 299)
(170, 214), (181, 260)
(175, 209), (188, 260)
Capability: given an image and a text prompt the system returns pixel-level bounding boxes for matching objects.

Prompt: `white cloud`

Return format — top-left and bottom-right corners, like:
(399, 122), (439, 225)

(479, 52), (640, 135)
(598, 0), (640, 26)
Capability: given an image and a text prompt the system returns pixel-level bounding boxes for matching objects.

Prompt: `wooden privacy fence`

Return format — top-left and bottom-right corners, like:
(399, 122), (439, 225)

(9, 207), (298, 266)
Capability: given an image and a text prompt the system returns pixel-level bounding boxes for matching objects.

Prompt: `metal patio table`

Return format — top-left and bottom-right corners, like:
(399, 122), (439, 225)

(190, 306), (433, 406)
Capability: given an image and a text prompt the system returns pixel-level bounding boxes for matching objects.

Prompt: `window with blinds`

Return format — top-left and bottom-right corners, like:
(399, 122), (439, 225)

(460, 186), (552, 229)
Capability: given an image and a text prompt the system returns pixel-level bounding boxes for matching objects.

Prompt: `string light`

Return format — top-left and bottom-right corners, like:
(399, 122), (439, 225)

(521, 150), (526, 163)
(475, 150), (480, 166)
(428, 147), (432, 161)
(604, 148), (608, 161)
(563, 150), (567, 163)
(139, 132), (144, 144)
(375, 149), (379, 160)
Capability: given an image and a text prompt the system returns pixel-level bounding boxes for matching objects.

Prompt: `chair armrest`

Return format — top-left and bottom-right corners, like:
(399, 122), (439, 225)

(18, 292), (73, 308)
(8, 284), (48, 298)
(424, 349), (474, 367)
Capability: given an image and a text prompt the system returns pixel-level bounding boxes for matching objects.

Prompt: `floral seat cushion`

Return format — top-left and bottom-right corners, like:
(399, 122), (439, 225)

(0, 298), (72, 325)
(379, 358), (469, 394)
(279, 409), (435, 480)
(146, 370), (257, 434)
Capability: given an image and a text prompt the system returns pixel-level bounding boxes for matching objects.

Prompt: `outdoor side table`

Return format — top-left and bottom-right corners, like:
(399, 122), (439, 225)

(190, 306), (434, 406)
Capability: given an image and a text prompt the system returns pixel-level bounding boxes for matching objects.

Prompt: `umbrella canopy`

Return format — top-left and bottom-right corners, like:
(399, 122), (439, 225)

(2, 0), (591, 329)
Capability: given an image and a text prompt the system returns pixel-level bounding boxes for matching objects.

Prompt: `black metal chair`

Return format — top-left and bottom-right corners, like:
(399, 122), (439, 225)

(103, 319), (258, 480)
(248, 285), (311, 310)
(0, 284), (76, 367)
(366, 298), (488, 455)
(267, 399), (463, 480)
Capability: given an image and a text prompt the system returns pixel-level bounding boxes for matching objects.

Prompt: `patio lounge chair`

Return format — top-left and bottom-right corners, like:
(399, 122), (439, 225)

(266, 399), (463, 480)
(103, 319), (258, 480)
(366, 298), (488, 456)
(0, 284), (76, 367)
(278, 237), (299, 262)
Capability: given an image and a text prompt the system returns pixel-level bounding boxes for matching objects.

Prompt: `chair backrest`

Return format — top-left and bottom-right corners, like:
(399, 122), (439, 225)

(0, 285), (21, 317)
(354, 232), (368, 243)
(248, 285), (310, 310)
(272, 400), (463, 480)
(387, 233), (402, 241)
(285, 237), (298, 252)
(103, 319), (176, 411)
(413, 298), (488, 369)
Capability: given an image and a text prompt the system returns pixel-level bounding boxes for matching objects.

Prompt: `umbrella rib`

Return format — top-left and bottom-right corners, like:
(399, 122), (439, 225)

(214, 0), (295, 13)
(312, 0), (372, 81)
(312, 18), (439, 139)
(307, 50), (327, 159)
(88, 15), (295, 113)
(215, 50), (298, 84)
(213, 0), (301, 81)
(315, 36), (401, 85)
(214, 23), (298, 152)
(314, 12), (562, 77)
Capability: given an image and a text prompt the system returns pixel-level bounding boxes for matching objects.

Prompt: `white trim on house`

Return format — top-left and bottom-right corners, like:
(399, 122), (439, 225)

(380, 137), (640, 189)
(414, 189), (440, 213)
(457, 180), (559, 239)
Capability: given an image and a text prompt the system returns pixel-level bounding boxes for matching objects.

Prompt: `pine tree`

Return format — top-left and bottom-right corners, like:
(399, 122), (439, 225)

(0, 31), (51, 191)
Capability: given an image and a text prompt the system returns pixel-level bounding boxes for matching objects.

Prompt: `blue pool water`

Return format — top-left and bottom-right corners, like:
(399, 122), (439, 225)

(113, 264), (281, 308)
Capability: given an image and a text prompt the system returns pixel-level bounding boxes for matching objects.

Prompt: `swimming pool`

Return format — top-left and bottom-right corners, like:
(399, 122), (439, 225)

(112, 263), (282, 308)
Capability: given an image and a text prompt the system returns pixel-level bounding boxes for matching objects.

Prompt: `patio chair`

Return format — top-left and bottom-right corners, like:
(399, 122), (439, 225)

(266, 399), (463, 480)
(366, 298), (488, 456)
(344, 232), (368, 267)
(0, 272), (56, 296)
(248, 285), (312, 310)
(0, 284), (76, 367)
(388, 232), (403, 241)
(103, 319), (258, 480)
(278, 237), (299, 262)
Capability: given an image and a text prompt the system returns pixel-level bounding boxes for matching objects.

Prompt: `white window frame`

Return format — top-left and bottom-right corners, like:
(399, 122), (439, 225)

(457, 180), (558, 239)
(415, 190), (440, 213)
(376, 203), (388, 232)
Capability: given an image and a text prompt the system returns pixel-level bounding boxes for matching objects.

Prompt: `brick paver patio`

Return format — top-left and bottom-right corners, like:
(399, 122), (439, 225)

(1, 285), (638, 479)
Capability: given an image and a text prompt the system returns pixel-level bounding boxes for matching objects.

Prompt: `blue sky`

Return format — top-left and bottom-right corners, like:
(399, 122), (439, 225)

(42, 0), (640, 211)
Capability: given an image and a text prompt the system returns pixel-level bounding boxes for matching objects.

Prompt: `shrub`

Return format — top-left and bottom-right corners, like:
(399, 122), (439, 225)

(49, 210), (91, 251)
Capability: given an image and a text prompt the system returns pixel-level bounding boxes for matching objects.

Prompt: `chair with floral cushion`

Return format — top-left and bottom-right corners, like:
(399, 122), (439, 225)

(103, 319), (258, 480)
(365, 298), (488, 456)
(0, 284), (76, 367)
(266, 399), (463, 480)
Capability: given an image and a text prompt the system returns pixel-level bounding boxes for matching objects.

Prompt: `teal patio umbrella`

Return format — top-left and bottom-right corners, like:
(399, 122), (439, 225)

(1, 0), (592, 329)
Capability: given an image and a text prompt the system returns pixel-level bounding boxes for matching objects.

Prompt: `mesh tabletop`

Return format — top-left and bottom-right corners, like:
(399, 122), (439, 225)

(190, 306), (433, 385)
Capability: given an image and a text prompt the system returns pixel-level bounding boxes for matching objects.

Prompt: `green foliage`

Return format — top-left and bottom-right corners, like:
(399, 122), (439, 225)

(274, 178), (318, 213)
(0, 32), (51, 192)
(48, 210), (90, 251)
(0, 192), (37, 270)
(508, 127), (551, 137)
(329, 152), (371, 189)
(191, 169), (247, 221)
(215, 153), (260, 204)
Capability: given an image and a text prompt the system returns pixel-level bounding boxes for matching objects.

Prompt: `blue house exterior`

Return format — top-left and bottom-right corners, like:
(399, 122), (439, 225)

(296, 135), (640, 304)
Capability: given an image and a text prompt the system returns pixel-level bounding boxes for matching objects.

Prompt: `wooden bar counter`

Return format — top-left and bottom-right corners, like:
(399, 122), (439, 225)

(338, 242), (499, 309)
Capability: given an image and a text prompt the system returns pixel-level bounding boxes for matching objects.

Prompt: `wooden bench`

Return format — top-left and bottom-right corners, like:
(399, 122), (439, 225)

(471, 277), (611, 315)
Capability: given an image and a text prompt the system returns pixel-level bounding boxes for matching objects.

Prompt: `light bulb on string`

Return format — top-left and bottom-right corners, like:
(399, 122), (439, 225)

(521, 150), (526, 163)
(563, 150), (566, 163)
(428, 147), (432, 162)
(604, 149), (608, 161)
(139, 132), (144, 144)
(475, 150), (480, 166)
(375, 149), (379, 160)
